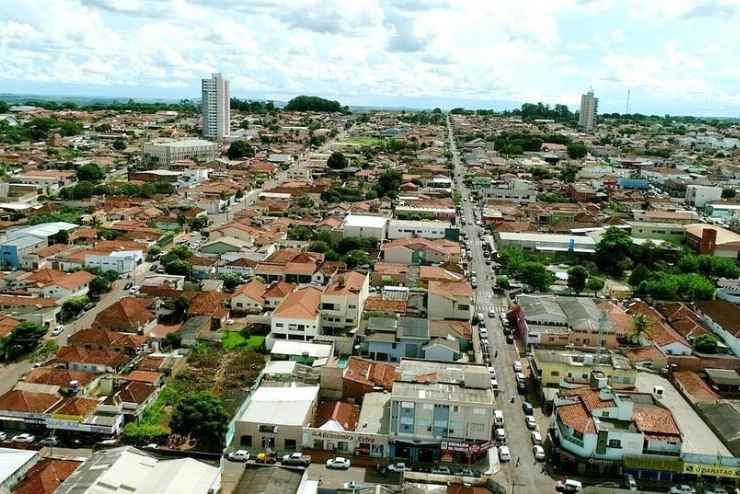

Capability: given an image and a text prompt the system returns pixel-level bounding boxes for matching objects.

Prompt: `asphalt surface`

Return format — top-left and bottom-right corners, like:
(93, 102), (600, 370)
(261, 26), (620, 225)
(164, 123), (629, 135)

(449, 118), (556, 494)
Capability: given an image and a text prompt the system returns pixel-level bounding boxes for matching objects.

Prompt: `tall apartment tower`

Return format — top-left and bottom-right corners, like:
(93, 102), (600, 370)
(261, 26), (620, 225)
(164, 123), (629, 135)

(201, 73), (230, 141)
(579, 89), (598, 130)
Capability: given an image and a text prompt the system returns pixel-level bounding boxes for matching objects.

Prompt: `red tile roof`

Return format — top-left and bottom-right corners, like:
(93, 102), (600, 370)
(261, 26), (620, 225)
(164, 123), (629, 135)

(632, 404), (681, 436)
(323, 272), (367, 296)
(273, 286), (322, 319)
(55, 346), (129, 368)
(314, 400), (360, 431)
(343, 357), (398, 391)
(119, 381), (157, 404)
(557, 402), (595, 434)
(24, 368), (97, 388)
(674, 370), (720, 403)
(49, 397), (98, 418)
(92, 297), (155, 332)
(0, 390), (59, 413)
(12, 459), (81, 494)
(68, 328), (147, 349)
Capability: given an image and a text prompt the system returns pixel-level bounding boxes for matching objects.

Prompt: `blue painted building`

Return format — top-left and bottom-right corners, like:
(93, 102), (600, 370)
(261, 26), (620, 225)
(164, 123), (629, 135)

(0, 236), (46, 269)
(618, 177), (649, 190)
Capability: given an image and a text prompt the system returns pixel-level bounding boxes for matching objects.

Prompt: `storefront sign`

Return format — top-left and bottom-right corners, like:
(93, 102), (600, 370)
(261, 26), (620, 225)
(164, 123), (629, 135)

(683, 463), (740, 479)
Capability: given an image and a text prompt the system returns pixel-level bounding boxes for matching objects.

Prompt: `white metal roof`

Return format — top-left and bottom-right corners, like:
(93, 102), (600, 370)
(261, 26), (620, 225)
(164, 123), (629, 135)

(343, 214), (388, 229)
(237, 384), (319, 426)
(0, 448), (37, 483)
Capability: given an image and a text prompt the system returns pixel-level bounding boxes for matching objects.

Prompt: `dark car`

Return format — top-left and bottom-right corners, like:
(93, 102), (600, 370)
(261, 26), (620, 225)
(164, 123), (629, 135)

(522, 401), (534, 415)
(506, 334), (514, 344)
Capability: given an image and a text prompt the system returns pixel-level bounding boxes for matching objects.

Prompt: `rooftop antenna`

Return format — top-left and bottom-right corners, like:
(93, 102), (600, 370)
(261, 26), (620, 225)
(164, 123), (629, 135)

(625, 89), (631, 115)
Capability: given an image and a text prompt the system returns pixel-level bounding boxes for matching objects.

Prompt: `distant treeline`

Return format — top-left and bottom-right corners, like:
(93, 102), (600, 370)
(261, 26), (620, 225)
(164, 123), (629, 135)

(283, 95), (347, 113)
(0, 98), (199, 114)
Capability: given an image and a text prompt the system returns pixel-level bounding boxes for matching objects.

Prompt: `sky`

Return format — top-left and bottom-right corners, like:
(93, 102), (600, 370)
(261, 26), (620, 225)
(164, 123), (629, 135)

(1, 0), (739, 116)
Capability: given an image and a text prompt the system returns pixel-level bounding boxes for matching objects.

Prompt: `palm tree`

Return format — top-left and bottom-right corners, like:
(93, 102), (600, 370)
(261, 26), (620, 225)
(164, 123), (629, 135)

(630, 314), (650, 344)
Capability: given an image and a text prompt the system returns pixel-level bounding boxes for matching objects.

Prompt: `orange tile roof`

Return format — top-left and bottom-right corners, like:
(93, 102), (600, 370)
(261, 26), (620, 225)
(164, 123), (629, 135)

(68, 328), (147, 349)
(188, 291), (228, 318)
(49, 396), (98, 418)
(323, 272), (367, 296)
(429, 280), (474, 299)
(0, 390), (59, 413)
(24, 368), (97, 388)
(0, 295), (58, 308)
(126, 370), (162, 384)
(232, 279), (267, 305)
(314, 400), (360, 431)
(674, 370), (720, 403)
(632, 404), (681, 436)
(626, 302), (690, 349)
(263, 281), (295, 299)
(12, 459), (81, 494)
(0, 315), (20, 338)
(343, 357), (398, 390)
(55, 346), (129, 367)
(119, 381), (157, 404)
(557, 402), (595, 434)
(273, 286), (322, 319)
(92, 297), (155, 331)
(373, 262), (410, 275)
(364, 297), (407, 313)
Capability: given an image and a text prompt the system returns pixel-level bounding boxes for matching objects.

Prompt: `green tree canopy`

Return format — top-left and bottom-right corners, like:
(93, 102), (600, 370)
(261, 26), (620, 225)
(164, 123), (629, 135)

(76, 164), (104, 182)
(567, 142), (588, 159)
(586, 276), (605, 296)
(567, 266), (588, 294)
(284, 95), (343, 112)
(113, 138), (127, 150)
(327, 152), (348, 170)
(170, 392), (228, 451)
(595, 227), (634, 277)
(518, 262), (554, 291)
(0, 321), (47, 360)
(226, 140), (255, 160)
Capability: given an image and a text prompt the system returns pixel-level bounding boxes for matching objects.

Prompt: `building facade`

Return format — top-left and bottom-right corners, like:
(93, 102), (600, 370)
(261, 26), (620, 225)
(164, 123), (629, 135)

(579, 89), (598, 130)
(201, 73), (230, 141)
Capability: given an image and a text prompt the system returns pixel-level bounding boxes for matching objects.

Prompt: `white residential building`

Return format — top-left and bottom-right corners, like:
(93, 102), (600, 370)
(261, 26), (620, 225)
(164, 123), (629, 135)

(342, 214), (388, 241)
(686, 184), (723, 208)
(201, 73), (230, 141)
(85, 250), (143, 274)
(579, 89), (598, 130)
(486, 179), (538, 204)
(320, 271), (370, 332)
(269, 286), (322, 346)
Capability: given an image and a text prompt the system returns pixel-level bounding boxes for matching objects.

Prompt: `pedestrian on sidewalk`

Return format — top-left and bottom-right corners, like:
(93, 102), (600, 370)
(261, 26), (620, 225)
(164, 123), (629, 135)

(516, 457), (520, 466)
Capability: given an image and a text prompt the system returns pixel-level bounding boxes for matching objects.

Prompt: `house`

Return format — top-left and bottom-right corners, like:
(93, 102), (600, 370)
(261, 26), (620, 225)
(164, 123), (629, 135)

(208, 223), (258, 246)
(382, 237), (460, 265)
(178, 316), (214, 348)
(371, 262), (409, 287)
(531, 349), (637, 395)
(92, 298), (157, 335)
(230, 279), (267, 314)
(54, 346), (130, 373)
(11, 458), (81, 494)
(263, 281), (296, 310)
(68, 328), (147, 356)
(695, 300), (740, 356)
(552, 385), (682, 466)
(427, 280), (474, 321)
(269, 286), (322, 344)
(23, 269), (95, 300)
(359, 316), (430, 362)
(0, 295), (61, 329)
(342, 357), (398, 400)
(22, 367), (99, 395)
(0, 236), (47, 270)
(117, 381), (159, 418)
(342, 214), (387, 241)
(626, 301), (692, 356)
(55, 446), (220, 494)
(422, 337), (461, 362)
(320, 272), (370, 333)
(187, 292), (228, 328)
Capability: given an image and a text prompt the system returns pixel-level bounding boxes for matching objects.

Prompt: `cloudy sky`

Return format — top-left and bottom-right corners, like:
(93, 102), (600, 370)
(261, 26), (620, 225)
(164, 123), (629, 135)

(1, 0), (739, 116)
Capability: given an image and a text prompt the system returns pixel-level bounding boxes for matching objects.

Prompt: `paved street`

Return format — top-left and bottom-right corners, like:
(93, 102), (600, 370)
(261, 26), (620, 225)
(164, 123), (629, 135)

(0, 262), (151, 396)
(449, 118), (555, 494)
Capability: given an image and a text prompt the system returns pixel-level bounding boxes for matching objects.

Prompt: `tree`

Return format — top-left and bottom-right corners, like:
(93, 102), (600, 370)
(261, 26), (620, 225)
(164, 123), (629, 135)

(694, 334), (719, 354)
(170, 392), (228, 451)
(190, 216), (208, 231)
(284, 95), (343, 112)
(89, 276), (111, 297)
(559, 165), (579, 183)
(721, 188), (736, 199)
(72, 181), (95, 199)
(567, 142), (588, 159)
(630, 314), (650, 344)
(0, 321), (47, 360)
(586, 277), (605, 296)
(147, 245), (162, 261)
(226, 140), (255, 160)
(567, 266), (588, 294)
(518, 262), (553, 291)
(346, 250), (371, 269)
(76, 164), (104, 182)
(628, 264), (652, 287)
(595, 227), (634, 277)
(164, 259), (191, 277)
(113, 138), (127, 150)
(327, 152), (348, 170)
(61, 296), (89, 321)
(375, 168), (403, 198)
(218, 273), (242, 291)
(295, 194), (314, 209)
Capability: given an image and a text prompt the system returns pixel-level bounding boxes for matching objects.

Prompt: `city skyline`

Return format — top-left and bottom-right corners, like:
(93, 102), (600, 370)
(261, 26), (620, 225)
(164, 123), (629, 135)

(0, 1), (739, 116)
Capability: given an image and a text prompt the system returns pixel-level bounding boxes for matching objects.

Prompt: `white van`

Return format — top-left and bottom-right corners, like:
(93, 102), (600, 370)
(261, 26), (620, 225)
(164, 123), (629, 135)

(494, 410), (504, 426)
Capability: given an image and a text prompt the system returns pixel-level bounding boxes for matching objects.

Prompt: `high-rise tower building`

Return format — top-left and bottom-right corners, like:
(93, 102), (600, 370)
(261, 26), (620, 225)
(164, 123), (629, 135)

(579, 89), (598, 130)
(201, 73), (230, 141)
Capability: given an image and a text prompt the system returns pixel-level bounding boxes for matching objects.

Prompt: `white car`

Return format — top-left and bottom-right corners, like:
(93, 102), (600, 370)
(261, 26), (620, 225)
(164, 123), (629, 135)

(525, 415), (537, 430)
(479, 328), (488, 338)
(227, 450), (250, 462)
(488, 367), (496, 377)
(670, 487), (696, 494)
(128, 285), (140, 294)
(326, 457), (351, 470)
(51, 325), (64, 336)
(533, 445), (545, 461)
(488, 309), (496, 317)
(531, 430), (542, 445)
(387, 462), (408, 472)
(11, 433), (35, 443)
(513, 360), (523, 372)
(498, 445), (511, 462)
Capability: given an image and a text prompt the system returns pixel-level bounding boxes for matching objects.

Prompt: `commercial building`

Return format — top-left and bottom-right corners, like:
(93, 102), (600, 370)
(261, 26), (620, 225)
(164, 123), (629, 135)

(486, 179), (538, 204)
(387, 219), (452, 240)
(552, 384), (682, 472)
(56, 446), (219, 494)
(495, 231), (597, 254)
(0, 448), (38, 494)
(579, 89), (598, 130)
(234, 383), (319, 451)
(142, 139), (218, 165)
(342, 214), (388, 241)
(389, 359), (496, 463)
(201, 72), (230, 140)
(685, 223), (740, 259)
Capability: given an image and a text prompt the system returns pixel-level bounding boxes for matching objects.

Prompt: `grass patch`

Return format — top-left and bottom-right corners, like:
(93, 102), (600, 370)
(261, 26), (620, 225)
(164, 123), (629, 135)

(222, 331), (265, 351)
(343, 136), (383, 147)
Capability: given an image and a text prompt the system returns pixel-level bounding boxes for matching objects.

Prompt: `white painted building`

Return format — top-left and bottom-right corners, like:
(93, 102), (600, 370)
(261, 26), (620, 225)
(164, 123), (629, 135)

(85, 250), (143, 274)
(342, 214), (388, 241)
(201, 73), (230, 141)
(142, 139), (218, 165)
(387, 219), (451, 240)
(686, 184), (723, 208)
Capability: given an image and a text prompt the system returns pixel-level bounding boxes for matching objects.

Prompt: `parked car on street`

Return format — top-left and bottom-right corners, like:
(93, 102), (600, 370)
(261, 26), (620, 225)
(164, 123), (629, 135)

(498, 445), (511, 462)
(556, 479), (583, 493)
(513, 360), (523, 372)
(531, 431), (542, 445)
(522, 401), (534, 415)
(670, 486), (696, 494)
(432, 466), (451, 475)
(387, 462), (408, 472)
(281, 452), (311, 466)
(227, 450), (250, 462)
(326, 457), (351, 470)
(11, 434), (35, 443)
(525, 415), (537, 430)
(533, 445), (545, 461)
(51, 325), (64, 336)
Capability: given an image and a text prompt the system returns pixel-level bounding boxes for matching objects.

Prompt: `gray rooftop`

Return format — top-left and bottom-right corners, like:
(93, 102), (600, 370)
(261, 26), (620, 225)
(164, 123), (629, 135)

(398, 317), (429, 339)
(356, 392), (391, 435)
(534, 349), (632, 371)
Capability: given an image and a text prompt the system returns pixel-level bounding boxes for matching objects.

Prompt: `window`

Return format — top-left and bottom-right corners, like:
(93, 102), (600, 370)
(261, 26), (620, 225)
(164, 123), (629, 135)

(608, 439), (622, 449)
(240, 435), (252, 447)
(453, 406), (459, 413)
(348, 304), (357, 309)
(469, 423), (485, 433)
(284, 439), (296, 450)
(458, 304), (470, 311)
(275, 323), (283, 328)
(551, 371), (560, 377)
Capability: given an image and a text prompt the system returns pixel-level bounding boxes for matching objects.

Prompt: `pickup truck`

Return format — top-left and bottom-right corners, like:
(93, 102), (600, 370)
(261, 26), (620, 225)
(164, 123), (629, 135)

(281, 452), (311, 467)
